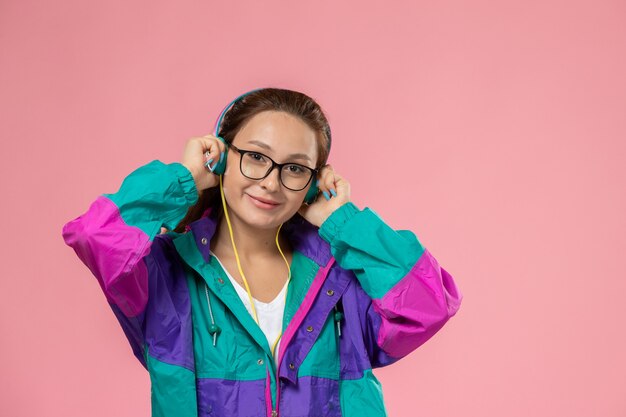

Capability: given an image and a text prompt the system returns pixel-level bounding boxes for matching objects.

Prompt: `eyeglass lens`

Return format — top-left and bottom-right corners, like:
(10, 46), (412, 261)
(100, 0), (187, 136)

(241, 153), (312, 190)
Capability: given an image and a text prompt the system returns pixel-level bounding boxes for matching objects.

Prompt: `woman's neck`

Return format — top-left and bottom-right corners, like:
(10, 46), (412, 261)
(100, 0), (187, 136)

(211, 211), (292, 262)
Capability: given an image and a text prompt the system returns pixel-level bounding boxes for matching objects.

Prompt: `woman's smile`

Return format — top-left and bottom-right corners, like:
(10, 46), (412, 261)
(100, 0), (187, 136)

(246, 193), (282, 210)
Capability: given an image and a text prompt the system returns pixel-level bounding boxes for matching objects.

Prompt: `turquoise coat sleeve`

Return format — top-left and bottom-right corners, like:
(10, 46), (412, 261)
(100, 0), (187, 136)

(319, 201), (463, 362)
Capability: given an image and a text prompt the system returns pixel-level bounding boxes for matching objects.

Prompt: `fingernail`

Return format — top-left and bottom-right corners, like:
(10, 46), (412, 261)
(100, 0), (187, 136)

(205, 158), (214, 168)
(330, 189), (337, 197)
(219, 151), (225, 162)
(323, 191), (330, 200)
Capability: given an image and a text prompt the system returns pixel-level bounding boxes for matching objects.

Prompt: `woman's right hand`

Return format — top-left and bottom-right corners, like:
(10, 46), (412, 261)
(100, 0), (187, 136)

(181, 134), (227, 192)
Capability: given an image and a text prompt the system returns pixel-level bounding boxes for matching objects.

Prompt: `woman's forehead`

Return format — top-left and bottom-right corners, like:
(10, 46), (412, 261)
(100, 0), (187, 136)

(235, 111), (318, 159)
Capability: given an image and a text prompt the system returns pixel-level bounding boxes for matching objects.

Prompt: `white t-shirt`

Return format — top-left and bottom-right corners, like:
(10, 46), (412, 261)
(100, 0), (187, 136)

(210, 250), (287, 367)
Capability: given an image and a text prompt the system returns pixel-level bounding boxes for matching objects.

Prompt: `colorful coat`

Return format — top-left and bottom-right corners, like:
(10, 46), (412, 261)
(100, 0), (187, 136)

(62, 160), (463, 417)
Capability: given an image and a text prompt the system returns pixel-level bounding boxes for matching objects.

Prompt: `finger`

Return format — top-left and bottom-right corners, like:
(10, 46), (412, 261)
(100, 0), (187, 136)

(197, 136), (225, 169)
(200, 135), (226, 156)
(319, 166), (338, 198)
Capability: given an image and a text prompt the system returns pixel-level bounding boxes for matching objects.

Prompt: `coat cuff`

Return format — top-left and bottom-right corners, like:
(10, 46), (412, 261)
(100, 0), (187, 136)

(318, 201), (360, 244)
(170, 162), (199, 206)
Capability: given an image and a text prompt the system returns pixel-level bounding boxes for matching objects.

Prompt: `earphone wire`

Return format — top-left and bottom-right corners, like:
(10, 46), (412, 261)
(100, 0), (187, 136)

(217, 173), (291, 358)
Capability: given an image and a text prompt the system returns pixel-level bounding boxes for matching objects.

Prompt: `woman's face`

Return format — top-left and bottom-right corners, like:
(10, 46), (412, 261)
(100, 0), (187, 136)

(221, 110), (319, 230)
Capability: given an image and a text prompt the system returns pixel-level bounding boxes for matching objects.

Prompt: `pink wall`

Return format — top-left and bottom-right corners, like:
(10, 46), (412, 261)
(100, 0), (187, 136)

(1, 1), (625, 416)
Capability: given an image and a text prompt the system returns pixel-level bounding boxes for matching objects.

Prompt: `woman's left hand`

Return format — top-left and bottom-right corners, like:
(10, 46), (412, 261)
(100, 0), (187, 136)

(298, 164), (351, 228)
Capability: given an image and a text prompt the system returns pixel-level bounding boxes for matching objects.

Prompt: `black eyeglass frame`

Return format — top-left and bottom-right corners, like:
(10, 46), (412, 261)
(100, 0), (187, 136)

(228, 143), (320, 191)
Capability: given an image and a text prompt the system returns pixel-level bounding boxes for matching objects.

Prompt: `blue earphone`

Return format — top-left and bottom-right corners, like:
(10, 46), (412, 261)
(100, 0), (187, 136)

(209, 88), (329, 205)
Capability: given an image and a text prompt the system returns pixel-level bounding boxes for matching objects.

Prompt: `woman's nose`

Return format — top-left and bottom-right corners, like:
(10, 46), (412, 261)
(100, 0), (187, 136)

(259, 165), (281, 190)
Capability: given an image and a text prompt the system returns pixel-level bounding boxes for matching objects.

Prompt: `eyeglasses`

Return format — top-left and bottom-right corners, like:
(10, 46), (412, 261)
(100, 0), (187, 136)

(228, 143), (319, 191)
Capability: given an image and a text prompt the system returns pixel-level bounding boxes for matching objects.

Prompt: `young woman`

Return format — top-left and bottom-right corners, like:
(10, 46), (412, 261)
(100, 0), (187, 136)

(62, 87), (463, 417)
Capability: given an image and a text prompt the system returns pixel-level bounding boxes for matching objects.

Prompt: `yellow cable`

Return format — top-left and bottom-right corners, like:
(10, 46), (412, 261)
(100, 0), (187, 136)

(218, 174), (292, 358)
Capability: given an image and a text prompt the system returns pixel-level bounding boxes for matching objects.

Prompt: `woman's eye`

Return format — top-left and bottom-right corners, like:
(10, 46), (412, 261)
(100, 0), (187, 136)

(286, 164), (304, 173)
(249, 152), (265, 161)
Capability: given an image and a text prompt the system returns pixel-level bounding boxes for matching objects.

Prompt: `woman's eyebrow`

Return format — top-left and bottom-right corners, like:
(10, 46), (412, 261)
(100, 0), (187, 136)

(246, 139), (312, 162)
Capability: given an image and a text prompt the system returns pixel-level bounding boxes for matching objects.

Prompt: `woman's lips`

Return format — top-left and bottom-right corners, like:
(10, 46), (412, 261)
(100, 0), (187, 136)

(247, 194), (281, 209)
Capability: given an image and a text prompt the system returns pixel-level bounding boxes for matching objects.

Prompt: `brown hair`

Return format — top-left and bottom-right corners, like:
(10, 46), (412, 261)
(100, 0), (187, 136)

(172, 87), (332, 233)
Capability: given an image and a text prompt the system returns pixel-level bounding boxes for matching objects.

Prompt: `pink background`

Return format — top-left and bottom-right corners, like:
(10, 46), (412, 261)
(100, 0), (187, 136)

(1, 1), (625, 416)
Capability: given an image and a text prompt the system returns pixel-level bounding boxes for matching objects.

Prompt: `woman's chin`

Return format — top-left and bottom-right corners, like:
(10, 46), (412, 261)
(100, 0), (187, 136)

(246, 208), (297, 230)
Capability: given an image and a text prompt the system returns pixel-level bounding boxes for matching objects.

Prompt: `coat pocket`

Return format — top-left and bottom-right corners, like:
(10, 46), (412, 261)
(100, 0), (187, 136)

(196, 377), (267, 417)
(279, 376), (341, 417)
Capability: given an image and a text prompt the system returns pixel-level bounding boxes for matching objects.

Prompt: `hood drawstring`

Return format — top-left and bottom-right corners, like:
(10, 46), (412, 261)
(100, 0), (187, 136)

(205, 284), (221, 346)
(333, 300), (344, 338)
